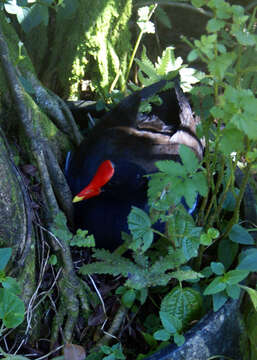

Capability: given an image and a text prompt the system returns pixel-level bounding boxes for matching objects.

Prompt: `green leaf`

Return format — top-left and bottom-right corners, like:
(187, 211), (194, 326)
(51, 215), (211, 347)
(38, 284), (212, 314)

(179, 145), (199, 173)
(204, 277), (226, 295)
(155, 7), (172, 30)
(212, 292), (228, 312)
(192, 0), (205, 7)
(0, 248), (12, 270)
(207, 18), (226, 32)
(208, 52), (236, 80)
(0, 289), (25, 328)
(218, 239), (239, 270)
(226, 284), (241, 299)
(224, 269), (249, 285)
(237, 248), (257, 271)
(240, 285), (257, 311)
(231, 112), (257, 140)
(171, 270), (203, 282)
(159, 311), (182, 334)
(19, 4), (49, 32)
(49, 254), (57, 265)
(128, 207), (153, 252)
(153, 328), (171, 341)
(161, 286), (202, 328)
(174, 333), (185, 347)
(233, 30), (256, 46)
(229, 224), (254, 245)
(70, 229), (95, 248)
(2, 277), (21, 295)
(211, 262), (225, 275)
(219, 127), (245, 155)
(122, 289), (136, 309)
(187, 49), (199, 62)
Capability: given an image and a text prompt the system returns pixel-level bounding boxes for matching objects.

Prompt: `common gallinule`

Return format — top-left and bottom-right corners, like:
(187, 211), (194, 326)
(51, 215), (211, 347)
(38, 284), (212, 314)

(65, 80), (203, 250)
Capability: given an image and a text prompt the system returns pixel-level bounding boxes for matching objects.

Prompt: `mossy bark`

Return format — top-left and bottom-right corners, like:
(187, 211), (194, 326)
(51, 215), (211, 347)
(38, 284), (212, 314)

(15, 0), (132, 98)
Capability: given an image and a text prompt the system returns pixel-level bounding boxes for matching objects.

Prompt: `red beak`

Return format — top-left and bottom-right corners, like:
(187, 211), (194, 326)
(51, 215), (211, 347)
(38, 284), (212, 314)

(73, 160), (115, 202)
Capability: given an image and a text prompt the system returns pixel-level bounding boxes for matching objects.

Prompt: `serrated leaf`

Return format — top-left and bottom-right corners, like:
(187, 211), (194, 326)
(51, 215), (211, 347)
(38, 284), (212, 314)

(229, 224), (254, 245)
(179, 145), (200, 173)
(156, 47), (173, 75)
(219, 127), (245, 155)
(208, 52), (236, 80)
(128, 207), (153, 252)
(155, 160), (186, 177)
(161, 286), (202, 328)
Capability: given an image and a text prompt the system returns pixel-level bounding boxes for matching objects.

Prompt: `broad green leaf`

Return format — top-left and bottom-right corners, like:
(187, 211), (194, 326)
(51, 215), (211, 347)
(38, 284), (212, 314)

(122, 289), (136, 309)
(174, 333), (185, 347)
(211, 262), (225, 275)
(240, 285), (257, 311)
(0, 289), (25, 328)
(237, 248), (257, 271)
(229, 224), (254, 245)
(159, 311), (182, 334)
(187, 49), (199, 62)
(19, 4), (49, 32)
(0, 248), (12, 270)
(218, 238), (238, 270)
(226, 284), (241, 299)
(204, 277), (226, 295)
(153, 328), (171, 341)
(224, 269), (249, 285)
(2, 277), (21, 295)
(212, 292), (228, 312)
(207, 18), (225, 32)
(161, 286), (202, 328)
(128, 206), (153, 252)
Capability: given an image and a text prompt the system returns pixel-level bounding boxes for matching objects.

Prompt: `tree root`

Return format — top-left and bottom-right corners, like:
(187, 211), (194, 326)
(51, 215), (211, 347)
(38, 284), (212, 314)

(0, 22), (90, 344)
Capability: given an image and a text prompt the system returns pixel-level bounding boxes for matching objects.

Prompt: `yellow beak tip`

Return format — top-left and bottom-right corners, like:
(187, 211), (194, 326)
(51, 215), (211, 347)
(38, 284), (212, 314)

(72, 195), (84, 203)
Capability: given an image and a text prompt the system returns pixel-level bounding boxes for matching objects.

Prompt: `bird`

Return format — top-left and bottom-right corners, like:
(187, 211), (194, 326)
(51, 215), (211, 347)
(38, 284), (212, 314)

(65, 79), (204, 250)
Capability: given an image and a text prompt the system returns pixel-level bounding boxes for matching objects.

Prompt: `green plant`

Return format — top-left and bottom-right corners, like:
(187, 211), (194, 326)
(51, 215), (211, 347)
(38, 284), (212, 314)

(80, 0), (257, 354)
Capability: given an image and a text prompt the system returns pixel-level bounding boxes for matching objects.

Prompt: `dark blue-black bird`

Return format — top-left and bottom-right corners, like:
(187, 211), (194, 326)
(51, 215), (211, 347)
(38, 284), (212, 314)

(65, 80), (204, 250)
